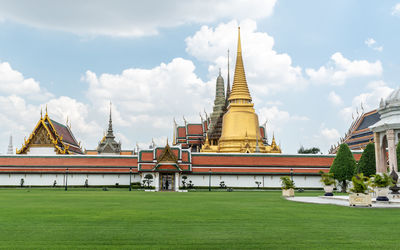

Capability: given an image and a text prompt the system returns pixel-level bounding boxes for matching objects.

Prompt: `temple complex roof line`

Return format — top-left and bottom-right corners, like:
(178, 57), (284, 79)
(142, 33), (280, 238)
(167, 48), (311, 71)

(228, 27), (252, 103)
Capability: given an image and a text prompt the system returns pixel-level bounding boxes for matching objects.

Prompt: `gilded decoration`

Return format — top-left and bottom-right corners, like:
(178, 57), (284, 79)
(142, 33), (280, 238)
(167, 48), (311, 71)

(16, 111), (70, 154)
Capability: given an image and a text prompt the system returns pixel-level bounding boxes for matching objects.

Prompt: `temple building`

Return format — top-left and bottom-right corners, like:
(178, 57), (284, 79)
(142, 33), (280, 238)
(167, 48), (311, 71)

(86, 103), (133, 155)
(174, 28), (281, 154)
(202, 27), (281, 153)
(17, 108), (83, 155)
(329, 109), (380, 154)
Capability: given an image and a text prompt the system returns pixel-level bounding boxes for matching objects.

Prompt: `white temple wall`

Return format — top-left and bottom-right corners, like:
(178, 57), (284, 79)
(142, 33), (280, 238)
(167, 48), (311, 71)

(0, 173), (321, 188)
(0, 173), (141, 186)
(180, 174), (322, 188)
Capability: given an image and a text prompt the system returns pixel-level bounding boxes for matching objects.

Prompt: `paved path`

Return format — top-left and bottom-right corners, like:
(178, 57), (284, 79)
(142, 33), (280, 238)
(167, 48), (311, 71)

(287, 196), (400, 208)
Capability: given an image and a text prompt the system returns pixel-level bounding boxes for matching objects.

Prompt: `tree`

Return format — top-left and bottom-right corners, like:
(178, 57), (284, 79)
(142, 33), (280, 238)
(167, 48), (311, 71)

(397, 142), (400, 172)
(330, 143), (356, 192)
(144, 174), (153, 188)
(298, 146), (320, 154)
(356, 143), (376, 177)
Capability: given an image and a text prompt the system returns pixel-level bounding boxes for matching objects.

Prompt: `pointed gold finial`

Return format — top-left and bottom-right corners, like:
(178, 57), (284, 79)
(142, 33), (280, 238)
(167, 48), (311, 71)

(228, 27), (252, 103)
(45, 105), (48, 117)
(40, 107), (43, 119)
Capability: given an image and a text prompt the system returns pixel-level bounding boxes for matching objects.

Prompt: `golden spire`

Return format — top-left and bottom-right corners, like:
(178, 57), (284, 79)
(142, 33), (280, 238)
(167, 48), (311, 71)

(228, 27), (252, 103)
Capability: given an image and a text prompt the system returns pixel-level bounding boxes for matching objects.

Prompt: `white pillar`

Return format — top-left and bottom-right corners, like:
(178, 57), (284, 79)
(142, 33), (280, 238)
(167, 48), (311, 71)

(374, 132), (384, 173)
(154, 172), (160, 191)
(387, 129), (397, 172)
(175, 172), (180, 191)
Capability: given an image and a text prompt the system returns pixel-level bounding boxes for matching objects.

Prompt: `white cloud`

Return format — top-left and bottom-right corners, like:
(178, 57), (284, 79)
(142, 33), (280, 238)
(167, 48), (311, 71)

(257, 106), (308, 134)
(340, 80), (394, 123)
(312, 125), (341, 153)
(392, 3), (400, 16)
(328, 91), (343, 106)
(185, 19), (305, 97)
(0, 0), (276, 37)
(82, 57), (215, 147)
(365, 38), (383, 52)
(306, 52), (382, 85)
(0, 62), (53, 101)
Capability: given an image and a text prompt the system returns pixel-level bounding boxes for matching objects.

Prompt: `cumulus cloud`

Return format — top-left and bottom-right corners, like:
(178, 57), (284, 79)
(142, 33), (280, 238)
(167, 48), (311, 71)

(83, 58), (212, 129)
(185, 19), (305, 97)
(340, 81), (394, 123)
(328, 91), (343, 106)
(0, 62), (53, 101)
(306, 52), (382, 85)
(258, 106), (308, 134)
(365, 38), (383, 52)
(0, 0), (276, 37)
(392, 3), (400, 16)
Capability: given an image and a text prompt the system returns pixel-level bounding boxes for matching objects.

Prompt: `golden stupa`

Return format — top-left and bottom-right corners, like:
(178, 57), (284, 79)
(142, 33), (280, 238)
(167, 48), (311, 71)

(202, 27), (281, 153)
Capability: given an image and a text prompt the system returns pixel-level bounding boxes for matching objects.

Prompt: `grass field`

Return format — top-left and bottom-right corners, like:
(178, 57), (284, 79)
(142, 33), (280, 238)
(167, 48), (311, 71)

(0, 188), (398, 249)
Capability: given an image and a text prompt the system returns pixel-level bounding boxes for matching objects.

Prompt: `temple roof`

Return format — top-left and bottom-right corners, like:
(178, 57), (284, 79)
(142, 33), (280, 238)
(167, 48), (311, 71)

(17, 111), (83, 154)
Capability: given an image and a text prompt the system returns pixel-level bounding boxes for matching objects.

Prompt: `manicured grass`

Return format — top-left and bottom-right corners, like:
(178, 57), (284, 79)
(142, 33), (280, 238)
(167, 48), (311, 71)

(0, 188), (397, 249)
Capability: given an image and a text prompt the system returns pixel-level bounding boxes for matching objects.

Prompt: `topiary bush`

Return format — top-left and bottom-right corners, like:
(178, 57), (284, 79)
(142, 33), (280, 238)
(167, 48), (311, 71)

(356, 143), (376, 177)
(330, 143), (356, 192)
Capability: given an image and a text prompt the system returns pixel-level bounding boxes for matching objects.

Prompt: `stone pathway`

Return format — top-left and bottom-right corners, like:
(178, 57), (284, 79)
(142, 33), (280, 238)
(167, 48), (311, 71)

(287, 195), (400, 208)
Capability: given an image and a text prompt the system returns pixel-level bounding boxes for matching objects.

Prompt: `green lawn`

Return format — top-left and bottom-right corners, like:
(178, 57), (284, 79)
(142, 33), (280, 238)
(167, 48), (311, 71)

(0, 188), (397, 249)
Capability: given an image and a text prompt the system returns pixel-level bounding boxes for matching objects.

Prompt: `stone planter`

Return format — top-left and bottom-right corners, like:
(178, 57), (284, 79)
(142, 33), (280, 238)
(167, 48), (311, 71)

(323, 185), (334, 196)
(282, 188), (294, 197)
(375, 187), (389, 201)
(349, 193), (372, 207)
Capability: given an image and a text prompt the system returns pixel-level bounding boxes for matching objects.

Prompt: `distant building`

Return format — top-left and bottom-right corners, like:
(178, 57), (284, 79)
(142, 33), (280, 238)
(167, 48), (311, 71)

(85, 103), (133, 155)
(17, 108), (83, 155)
(7, 135), (13, 155)
(329, 109), (380, 154)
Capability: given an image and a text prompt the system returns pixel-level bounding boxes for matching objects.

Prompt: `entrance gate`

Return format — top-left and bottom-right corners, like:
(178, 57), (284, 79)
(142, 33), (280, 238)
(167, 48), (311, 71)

(160, 173), (175, 191)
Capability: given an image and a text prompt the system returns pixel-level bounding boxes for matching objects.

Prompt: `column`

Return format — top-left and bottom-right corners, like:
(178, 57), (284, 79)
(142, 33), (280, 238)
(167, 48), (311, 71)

(387, 129), (398, 172)
(154, 172), (160, 191)
(175, 172), (180, 191)
(374, 132), (383, 173)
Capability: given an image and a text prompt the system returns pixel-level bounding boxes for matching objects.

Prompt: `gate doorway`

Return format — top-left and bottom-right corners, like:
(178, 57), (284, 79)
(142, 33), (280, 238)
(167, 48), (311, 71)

(160, 173), (175, 191)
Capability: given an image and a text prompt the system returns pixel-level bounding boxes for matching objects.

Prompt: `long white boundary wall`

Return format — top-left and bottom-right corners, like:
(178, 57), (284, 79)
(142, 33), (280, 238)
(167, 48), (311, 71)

(0, 173), (323, 188)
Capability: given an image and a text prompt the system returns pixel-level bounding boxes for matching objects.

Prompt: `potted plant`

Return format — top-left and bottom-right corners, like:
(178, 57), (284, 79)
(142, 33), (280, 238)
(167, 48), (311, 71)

(280, 176), (295, 197)
(349, 173), (371, 207)
(371, 173), (392, 201)
(319, 171), (335, 196)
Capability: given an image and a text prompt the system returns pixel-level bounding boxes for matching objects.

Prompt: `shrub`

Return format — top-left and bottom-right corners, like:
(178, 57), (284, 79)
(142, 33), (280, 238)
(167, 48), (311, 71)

(187, 180), (194, 189)
(255, 181), (262, 188)
(350, 173), (370, 194)
(20, 178), (24, 187)
(356, 143), (376, 177)
(280, 176), (295, 190)
(330, 144), (356, 192)
(219, 181), (226, 188)
(319, 171), (335, 186)
(144, 174), (153, 188)
(131, 182), (141, 189)
(371, 173), (393, 188)
(84, 179), (89, 188)
(181, 176), (188, 189)
(53, 180), (57, 187)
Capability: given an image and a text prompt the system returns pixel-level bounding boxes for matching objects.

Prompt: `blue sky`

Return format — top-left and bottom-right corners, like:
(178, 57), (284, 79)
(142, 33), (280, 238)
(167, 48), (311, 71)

(0, 0), (399, 154)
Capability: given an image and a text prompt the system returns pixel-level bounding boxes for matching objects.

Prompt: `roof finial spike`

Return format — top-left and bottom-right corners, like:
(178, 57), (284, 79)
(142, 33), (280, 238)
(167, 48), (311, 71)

(45, 104), (48, 117)
(237, 27), (241, 53)
(219, 68), (221, 76)
(40, 107), (43, 119)
(226, 49), (231, 102)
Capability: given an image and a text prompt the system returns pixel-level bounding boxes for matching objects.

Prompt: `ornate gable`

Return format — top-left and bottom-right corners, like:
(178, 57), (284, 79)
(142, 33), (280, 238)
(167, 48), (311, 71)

(17, 111), (82, 155)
